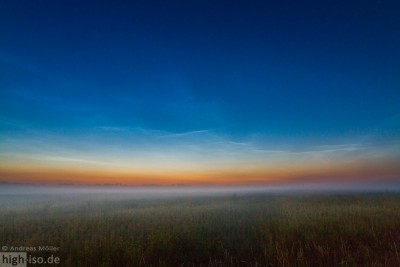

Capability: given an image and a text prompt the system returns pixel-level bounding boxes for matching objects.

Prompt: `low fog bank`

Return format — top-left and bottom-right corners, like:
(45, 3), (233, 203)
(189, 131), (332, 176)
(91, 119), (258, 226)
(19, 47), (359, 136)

(1, 182), (400, 198)
(1, 182), (399, 211)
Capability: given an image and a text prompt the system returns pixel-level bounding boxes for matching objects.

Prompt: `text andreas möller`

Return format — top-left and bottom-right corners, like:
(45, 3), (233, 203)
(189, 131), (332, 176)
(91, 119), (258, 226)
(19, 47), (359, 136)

(6, 246), (59, 252)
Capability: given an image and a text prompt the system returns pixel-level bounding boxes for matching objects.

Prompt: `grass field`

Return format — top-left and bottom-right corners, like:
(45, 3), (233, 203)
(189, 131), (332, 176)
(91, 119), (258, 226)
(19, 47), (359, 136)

(1, 189), (400, 266)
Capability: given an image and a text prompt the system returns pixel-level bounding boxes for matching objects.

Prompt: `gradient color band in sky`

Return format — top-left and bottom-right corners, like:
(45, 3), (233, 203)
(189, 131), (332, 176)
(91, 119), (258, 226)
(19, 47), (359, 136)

(0, 1), (399, 185)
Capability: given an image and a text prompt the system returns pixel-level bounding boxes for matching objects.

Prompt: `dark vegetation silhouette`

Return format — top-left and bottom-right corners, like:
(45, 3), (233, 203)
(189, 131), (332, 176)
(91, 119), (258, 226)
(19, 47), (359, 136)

(1, 193), (400, 266)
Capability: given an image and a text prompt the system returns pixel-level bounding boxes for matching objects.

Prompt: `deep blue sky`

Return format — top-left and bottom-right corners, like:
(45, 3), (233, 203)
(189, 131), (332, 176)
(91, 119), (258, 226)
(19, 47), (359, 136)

(1, 0), (400, 143)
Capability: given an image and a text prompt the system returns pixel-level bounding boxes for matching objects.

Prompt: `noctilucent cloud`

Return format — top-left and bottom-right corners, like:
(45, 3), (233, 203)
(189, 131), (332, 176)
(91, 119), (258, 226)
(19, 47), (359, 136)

(1, 1), (399, 185)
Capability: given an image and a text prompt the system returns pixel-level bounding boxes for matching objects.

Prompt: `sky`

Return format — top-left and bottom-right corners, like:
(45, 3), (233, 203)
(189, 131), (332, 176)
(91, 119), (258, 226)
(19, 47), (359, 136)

(0, 0), (400, 185)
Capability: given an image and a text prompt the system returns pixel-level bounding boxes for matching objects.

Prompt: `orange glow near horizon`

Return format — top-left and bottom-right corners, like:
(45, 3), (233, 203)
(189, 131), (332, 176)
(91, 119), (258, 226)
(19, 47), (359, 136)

(1, 129), (399, 186)
(1, 157), (399, 186)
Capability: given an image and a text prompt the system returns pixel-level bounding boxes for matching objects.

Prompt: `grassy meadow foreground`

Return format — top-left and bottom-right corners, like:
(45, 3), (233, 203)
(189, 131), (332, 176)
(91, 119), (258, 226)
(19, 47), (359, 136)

(1, 188), (400, 266)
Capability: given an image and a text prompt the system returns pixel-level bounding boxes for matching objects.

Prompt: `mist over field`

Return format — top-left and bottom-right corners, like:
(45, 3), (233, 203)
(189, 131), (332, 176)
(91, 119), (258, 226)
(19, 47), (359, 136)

(1, 183), (399, 209)
(2, 182), (400, 196)
(1, 184), (400, 266)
